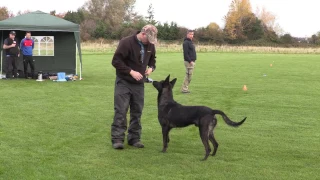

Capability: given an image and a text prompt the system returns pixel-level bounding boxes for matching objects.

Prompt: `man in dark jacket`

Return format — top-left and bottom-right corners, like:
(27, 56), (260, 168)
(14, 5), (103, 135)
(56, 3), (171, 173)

(20, 31), (35, 79)
(111, 24), (158, 149)
(181, 30), (197, 93)
(3, 31), (20, 79)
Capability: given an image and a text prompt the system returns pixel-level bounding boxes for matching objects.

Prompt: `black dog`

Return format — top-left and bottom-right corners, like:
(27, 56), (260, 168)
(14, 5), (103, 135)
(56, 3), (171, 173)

(152, 75), (247, 161)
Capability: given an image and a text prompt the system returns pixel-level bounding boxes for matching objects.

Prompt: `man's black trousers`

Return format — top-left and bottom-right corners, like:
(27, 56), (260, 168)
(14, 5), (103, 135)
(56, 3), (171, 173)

(5, 56), (18, 78)
(111, 77), (144, 145)
(23, 55), (35, 78)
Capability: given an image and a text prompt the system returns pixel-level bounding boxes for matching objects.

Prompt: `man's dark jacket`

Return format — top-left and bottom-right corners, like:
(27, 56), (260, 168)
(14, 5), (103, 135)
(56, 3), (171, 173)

(4, 38), (19, 56)
(183, 38), (196, 63)
(112, 31), (156, 84)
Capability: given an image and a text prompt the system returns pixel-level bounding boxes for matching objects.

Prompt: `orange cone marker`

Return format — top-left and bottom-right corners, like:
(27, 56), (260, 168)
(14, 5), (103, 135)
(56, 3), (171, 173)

(243, 85), (247, 91)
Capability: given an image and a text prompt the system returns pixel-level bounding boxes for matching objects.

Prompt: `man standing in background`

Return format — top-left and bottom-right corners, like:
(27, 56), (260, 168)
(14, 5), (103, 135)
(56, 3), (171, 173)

(20, 31), (35, 79)
(181, 30), (197, 93)
(2, 31), (20, 79)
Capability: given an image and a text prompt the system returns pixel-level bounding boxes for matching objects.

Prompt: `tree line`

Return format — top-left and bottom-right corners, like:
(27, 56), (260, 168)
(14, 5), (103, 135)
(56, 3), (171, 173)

(0, 0), (320, 47)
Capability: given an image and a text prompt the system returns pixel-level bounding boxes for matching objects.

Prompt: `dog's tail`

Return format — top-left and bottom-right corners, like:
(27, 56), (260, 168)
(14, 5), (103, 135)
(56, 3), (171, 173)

(212, 110), (246, 127)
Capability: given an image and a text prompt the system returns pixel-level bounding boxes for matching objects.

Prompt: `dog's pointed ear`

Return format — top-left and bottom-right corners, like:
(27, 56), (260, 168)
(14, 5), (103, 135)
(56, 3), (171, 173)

(170, 78), (177, 88)
(165, 74), (170, 83)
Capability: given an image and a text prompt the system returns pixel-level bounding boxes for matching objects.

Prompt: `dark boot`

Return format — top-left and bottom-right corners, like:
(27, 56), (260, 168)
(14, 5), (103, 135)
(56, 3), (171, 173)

(129, 141), (144, 148)
(112, 142), (124, 149)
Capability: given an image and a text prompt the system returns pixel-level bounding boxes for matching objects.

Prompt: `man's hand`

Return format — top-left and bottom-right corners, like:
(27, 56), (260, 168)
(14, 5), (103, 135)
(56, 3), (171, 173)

(11, 44), (16, 48)
(130, 70), (143, 81)
(145, 68), (153, 76)
(190, 61), (195, 66)
(18, 54), (20, 57)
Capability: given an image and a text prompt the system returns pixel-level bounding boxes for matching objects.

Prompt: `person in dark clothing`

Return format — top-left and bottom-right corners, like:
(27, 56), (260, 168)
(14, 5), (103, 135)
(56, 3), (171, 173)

(3, 31), (20, 79)
(111, 24), (158, 149)
(181, 30), (197, 93)
(20, 31), (35, 79)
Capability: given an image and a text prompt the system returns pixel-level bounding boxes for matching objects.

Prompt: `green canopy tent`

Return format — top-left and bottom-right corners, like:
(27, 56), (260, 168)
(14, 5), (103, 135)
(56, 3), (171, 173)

(0, 10), (82, 79)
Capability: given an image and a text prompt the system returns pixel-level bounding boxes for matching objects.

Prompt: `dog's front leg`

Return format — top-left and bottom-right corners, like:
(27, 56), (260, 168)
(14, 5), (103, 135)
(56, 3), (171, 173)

(161, 126), (170, 153)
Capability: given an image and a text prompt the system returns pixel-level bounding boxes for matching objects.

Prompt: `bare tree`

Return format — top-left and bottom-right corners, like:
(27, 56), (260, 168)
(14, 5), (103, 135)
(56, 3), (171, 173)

(0, 6), (14, 20)
(16, 10), (31, 16)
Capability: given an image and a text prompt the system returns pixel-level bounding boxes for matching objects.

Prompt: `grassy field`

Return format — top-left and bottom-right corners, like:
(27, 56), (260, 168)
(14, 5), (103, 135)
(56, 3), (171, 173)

(82, 41), (320, 54)
(0, 52), (319, 180)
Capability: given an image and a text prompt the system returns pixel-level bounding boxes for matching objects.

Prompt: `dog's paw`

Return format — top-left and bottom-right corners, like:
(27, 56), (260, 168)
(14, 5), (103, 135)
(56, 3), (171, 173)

(161, 149), (167, 153)
(201, 155), (209, 161)
(200, 158), (207, 161)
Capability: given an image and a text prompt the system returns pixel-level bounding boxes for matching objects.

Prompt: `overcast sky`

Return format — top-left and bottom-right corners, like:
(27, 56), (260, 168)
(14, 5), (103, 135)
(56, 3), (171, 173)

(3, 0), (319, 37)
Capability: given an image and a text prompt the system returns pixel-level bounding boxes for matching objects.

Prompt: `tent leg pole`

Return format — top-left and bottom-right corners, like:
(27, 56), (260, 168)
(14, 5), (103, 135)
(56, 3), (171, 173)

(0, 51), (2, 77)
(1, 30), (3, 76)
(75, 43), (78, 75)
(80, 60), (82, 80)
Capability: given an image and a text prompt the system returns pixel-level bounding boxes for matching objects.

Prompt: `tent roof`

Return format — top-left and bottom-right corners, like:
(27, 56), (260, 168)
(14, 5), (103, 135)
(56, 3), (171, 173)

(0, 11), (79, 32)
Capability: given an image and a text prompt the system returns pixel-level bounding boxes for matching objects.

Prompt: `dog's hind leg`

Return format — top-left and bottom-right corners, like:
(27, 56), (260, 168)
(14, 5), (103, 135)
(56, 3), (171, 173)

(209, 116), (219, 156)
(161, 126), (171, 153)
(199, 117), (211, 161)
(209, 133), (218, 156)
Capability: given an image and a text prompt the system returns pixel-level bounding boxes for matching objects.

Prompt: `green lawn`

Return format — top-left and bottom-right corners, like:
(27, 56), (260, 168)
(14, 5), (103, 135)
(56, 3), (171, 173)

(0, 52), (319, 180)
